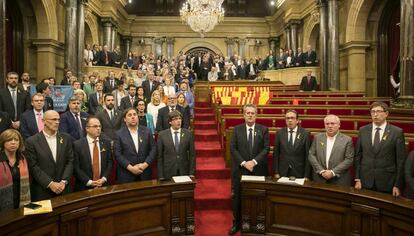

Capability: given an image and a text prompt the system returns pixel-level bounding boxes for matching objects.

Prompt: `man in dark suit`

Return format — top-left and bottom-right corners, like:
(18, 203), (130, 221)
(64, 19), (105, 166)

(98, 45), (113, 66)
(36, 82), (54, 111)
(73, 117), (113, 191)
(299, 69), (318, 91)
(295, 47), (305, 67)
(142, 72), (159, 102)
(304, 44), (317, 66)
(96, 94), (122, 141)
(156, 93), (190, 132)
(157, 110), (195, 180)
(114, 107), (156, 183)
(308, 114), (354, 187)
(59, 96), (89, 141)
(354, 102), (406, 196)
(229, 104), (269, 235)
(112, 46), (122, 68)
(237, 60), (248, 80)
(88, 81), (104, 115)
(0, 72), (31, 129)
(103, 70), (117, 93)
(273, 110), (311, 179)
(20, 93), (45, 140)
(119, 84), (137, 111)
(18, 72), (31, 92)
(247, 58), (259, 80)
(0, 111), (12, 134)
(26, 110), (73, 201)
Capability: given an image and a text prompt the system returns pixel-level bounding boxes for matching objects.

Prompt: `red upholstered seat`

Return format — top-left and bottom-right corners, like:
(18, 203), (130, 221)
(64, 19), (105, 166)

(301, 119), (324, 129)
(221, 108), (241, 115)
(261, 108), (284, 115)
(256, 118), (274, 127)
(339, 120), (355, 130)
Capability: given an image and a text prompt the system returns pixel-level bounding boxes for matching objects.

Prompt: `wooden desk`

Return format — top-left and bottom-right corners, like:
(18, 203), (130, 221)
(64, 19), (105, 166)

(0, 180), (196, 236)
(259, 67), (321, 85)
(241, 179), (414, 236)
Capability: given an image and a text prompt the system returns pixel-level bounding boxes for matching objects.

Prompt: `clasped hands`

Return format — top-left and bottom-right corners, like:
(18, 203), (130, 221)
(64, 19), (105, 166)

(320, 170), (334, 180)
(127, 162), (149, 175)
(49, 181), (66, 194)
(91, 179), (106, 188)
(243, 160), (256, 172)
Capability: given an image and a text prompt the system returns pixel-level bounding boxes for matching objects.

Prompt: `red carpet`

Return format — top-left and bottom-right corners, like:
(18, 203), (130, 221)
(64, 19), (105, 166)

(194, 102), (239, 236)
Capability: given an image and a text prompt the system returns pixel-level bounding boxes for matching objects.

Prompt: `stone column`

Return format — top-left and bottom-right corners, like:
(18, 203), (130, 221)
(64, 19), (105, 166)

(225, 38), (235, 57)
(166, 38), (175, 61)
(319, 0), (329, 90)
(289, 20), (301, 52)
(111, 26), (117, 51)
(122, 36), (132, 60)
(238, 38), (247, 59)
(77, 0), (86, 77)
(341, 42), (369, 92)
(64, 0), (78, 73)
(328, 0), (339, 90)
(0, 0), (5, 86)
(153, 38), (163, 58)
(33, 39), (64, 82)
(394, 0), (414, 108)
(101, 18), (113, 49)
(285, 27), (291, 50)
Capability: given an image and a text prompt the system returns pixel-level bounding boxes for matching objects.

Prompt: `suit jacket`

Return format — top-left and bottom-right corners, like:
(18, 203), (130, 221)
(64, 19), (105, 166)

(230, 123), (270, 178)
(73, 136), (113, 191)
(98, 50), (113, 66)
(355, 123), (406, 192)
(156, 105), (190, 132)
(404, 151), (414, 199)
(299, 76), (318, 91)
(20, 110), (41, 140)
(119, 95), (136, 111)
(112, 89), (127, 111)
(0, 87), (31, 121)
(104, 78), (117, 93)
(88, 93), (102, 115)
(44, 96), (54, 111)
(142, 80), (160, 102)
(308, 132), (354, 186)
(25, 132), (74, 201)
(157, 128), (195, 180)
(114, 126), (156, 183)
(96, 109), (123, 141)
(304, 51), (317, 66)
(237, 65), (248, 80)
(273, 127), (311, 178)
(59, 111), (88, 141)
(0, 111), (12, 133)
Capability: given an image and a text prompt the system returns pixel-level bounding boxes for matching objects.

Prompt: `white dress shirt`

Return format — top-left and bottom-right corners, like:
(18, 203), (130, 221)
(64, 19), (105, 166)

(325, 133), (338, 169)
(372, 122), (387, 145)
(170, 128), (181, 145)
(129, 128), (139, 153)
(43, 131), (57, 162)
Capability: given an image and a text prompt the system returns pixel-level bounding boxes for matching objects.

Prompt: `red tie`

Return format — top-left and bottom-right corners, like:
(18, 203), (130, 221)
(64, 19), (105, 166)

(105, 52), (108, 64)
(92, 140), (100, 181)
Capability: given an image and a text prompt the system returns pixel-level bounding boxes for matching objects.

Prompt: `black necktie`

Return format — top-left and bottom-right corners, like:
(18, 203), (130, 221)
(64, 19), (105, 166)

(373, 127), (381, 152)
(248, 128), (253, 156)
(174, 131), (180, 152)
(288, 129), (294, 147)
(75, 113), (83, 135)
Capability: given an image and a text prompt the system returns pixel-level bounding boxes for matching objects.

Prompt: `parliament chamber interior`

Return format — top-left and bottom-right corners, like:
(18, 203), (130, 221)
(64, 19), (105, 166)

(0, 0), (413, 235)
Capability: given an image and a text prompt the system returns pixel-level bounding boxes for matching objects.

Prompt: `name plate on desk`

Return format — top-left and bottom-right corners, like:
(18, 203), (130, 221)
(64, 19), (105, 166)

(172, 176), (193, 183)
(241, 175), (265, 181)
(277, 177), (305, 185)
(23, 200), (53, 215)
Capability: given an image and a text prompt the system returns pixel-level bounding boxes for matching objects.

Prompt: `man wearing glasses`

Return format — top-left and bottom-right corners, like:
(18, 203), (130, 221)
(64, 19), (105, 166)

(26, 110), (74, 201)
(354, 102), (407, 196)
(156, 93), (190, 132)
(73, 117), (113, 191)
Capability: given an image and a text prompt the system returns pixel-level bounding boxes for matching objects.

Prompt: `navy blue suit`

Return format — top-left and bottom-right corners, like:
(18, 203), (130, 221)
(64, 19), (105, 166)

(73, 136), (113, 191)
(114, 126), (156, 183)
(20, 110), (40, 140)
(59, 111), (88, 141)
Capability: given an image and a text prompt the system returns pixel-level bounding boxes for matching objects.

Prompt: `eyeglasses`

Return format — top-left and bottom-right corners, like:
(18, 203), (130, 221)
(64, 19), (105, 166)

(370, 110), (385, 114)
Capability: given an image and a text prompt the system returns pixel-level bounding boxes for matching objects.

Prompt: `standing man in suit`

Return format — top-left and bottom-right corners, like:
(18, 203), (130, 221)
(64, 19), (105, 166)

(229, 104), (269, 235)
(156, 93), (190, 132)
(0, 72), (31, 129)
(59, 96), (89, 141)
(26, 110), (73, 201)
(98, 45), (112, 66)
(142, 72), (159, 102)
(354, 102), (406, 196)
(96, 94), (122, 141)
(88, 81), (104, 115)
(36, 82), (54, 111)
(304, 44), (317, 66)
(114, 108), (156, 183)
(20, 93), (45, 140)
(308, 114), (354, 187)
(120, 84), (137, 111)
(157, 110), (195, 180)
(299, 69), (318, 92)
(73, 117), (113, 191)
(18, 72), (31, 92)
(273, 110), (311, 179)
(104, 71), (117, 93)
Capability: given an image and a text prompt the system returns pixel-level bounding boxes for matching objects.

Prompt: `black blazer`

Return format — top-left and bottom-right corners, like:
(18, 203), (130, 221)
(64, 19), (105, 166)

(104, 78), (117, 93)
(157, 128), (195, 180)
(73, 136), (113, 191)
(299, 76), (318, 91)
(98, 50), (113, 66)
(59, 111), (89, 141)
(114, 126), (156, 183)
(96, 109), (123, 141)
(0, 111), (12, 133)
(156, 105), (190, 132)
(355, 123), (406, 193)
(25, 132), (74, 201)
(20, 110), (40, 140)
(273, 127), (311, 178)
(230, 123), (270, 178)
(119, 96), (136, 111)
(0, 87), (31, 121)
(88, 93), (101, 115)
(404, 151), (414, 199)
(303, 51), (317, 66)
(44, 96), (54, 111)
(142, 80), (160, 102)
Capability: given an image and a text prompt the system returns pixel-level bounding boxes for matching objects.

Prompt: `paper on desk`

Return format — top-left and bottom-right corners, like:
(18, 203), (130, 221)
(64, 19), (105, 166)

(277, 177), (305, 185)
(172, 176), (193, 183)
(23, 200), (53, 215)
(241, 175), (265, 181)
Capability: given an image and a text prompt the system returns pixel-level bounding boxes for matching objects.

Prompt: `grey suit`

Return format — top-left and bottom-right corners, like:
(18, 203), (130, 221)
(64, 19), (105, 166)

(157, 128), (195, 180)
(355, 123), (406, 193)
(96, 109), (122, 141)
(308, 132), (354, 186)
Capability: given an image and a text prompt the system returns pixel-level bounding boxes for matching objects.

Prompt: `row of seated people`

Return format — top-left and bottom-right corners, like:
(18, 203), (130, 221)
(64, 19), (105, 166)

(0, 106), (196, 213)
(228, 101), (414, 234)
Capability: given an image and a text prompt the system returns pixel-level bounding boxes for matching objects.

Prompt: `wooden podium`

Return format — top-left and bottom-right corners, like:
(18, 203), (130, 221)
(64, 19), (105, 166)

(0, 180), (195, 236)
(241, 178), (414, 236)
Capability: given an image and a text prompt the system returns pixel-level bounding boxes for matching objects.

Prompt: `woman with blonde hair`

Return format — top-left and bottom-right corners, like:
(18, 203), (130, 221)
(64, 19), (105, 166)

(0, 129), (31, 212)
(163, 74), (176, 97)
(73, 89), (89, 113)
(146, 90), (166, 128)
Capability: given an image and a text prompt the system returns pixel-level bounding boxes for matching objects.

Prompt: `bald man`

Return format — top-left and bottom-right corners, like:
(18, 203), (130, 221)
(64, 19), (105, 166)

(26, 110), (74, 201)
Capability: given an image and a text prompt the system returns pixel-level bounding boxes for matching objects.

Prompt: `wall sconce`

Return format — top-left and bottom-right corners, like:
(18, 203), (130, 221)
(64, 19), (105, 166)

(138, 38), (145, 45)
(255, 39), (262, 47)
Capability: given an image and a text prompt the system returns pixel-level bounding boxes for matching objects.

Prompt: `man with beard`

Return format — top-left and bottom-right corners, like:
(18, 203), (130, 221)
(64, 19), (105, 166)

(59, 96), (89, 141)
(96, 94), (122, 141)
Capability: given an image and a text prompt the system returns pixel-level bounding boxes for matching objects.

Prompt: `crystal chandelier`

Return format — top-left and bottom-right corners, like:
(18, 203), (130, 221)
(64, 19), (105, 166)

(180, 0), (225, 38)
